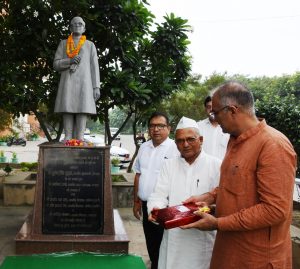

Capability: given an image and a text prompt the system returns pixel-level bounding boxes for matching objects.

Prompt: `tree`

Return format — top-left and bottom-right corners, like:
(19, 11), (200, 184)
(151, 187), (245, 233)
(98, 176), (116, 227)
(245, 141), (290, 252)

(253, 74), (300, 176)
(158, 73), (226, 127)
(0, 109), (11, 132)
(1, 0), (191, 145)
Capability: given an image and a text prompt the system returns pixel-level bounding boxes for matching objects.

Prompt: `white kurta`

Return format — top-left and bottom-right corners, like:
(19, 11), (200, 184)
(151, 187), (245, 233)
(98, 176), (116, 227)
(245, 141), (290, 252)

(197, 118), (229, 160)
(147, 151), (221, 269)
(53, 39), (100, 114)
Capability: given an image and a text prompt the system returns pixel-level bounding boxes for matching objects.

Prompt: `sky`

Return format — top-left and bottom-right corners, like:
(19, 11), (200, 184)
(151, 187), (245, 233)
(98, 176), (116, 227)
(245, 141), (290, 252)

(147, 0), (300, 78)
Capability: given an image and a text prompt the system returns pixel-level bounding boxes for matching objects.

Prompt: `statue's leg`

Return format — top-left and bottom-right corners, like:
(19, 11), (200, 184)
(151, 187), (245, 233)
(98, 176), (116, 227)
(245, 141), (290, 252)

(63, 114), (74, 140)
(74, 114), (87, 140)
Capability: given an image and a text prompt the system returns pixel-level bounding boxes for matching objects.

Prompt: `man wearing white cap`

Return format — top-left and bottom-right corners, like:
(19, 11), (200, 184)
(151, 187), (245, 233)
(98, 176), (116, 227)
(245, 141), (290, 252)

(147, 116), (222, 269)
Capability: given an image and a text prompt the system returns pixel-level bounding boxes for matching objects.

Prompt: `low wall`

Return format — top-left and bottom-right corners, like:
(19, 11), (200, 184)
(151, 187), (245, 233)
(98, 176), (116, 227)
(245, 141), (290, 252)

(112, 173), (134, 208)
(3, 172), (36, 206)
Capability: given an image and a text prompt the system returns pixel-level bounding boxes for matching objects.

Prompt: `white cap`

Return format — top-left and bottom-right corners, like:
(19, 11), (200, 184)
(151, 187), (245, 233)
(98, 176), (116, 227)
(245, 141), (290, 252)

(176, 116), (199, 130)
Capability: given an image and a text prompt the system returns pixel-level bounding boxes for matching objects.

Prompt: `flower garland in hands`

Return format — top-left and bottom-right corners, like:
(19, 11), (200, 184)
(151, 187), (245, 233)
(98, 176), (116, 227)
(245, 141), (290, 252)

(66, 34), (86, 58)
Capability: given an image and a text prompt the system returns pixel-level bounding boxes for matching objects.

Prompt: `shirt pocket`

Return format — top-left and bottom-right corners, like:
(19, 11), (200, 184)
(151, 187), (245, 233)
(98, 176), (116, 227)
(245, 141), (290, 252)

(222, 165), (245, 196)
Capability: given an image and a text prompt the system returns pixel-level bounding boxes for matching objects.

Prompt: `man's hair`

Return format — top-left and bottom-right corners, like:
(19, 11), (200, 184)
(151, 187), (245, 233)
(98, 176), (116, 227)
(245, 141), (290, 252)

(148, 111), (170, 126)
(204, 96), (212, 107)
(214, 81), (255, 116)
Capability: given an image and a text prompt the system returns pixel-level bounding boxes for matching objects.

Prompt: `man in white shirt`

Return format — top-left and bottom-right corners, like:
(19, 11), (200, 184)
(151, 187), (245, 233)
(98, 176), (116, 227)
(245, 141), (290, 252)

(197, 96), (229, 160)
(133, 112), (179, 269)
(148, 116), (221, 269)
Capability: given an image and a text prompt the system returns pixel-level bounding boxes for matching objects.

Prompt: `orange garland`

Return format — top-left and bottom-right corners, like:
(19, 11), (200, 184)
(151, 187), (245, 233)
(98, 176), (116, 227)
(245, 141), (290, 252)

(66, 34), (86, 58)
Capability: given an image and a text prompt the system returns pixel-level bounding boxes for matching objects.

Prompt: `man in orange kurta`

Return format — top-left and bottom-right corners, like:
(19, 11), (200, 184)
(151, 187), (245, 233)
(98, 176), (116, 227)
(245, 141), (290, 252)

(182, 81), (297, 269)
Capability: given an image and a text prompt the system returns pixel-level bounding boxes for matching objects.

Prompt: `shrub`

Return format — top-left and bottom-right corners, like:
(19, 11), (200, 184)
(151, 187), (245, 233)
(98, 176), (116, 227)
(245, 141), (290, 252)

(3, 164), (12, 175)
(111, 158), (120, 166)
(20, 162), (38, 171)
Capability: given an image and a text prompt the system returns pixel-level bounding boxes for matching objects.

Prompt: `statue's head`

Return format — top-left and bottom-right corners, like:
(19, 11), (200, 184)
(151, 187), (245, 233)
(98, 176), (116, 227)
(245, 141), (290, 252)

(69, 16), (85, 35)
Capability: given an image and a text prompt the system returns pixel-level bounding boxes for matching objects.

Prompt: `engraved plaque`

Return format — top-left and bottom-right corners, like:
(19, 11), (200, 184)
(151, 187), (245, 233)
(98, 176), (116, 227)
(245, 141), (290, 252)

(42, 147), (104, 234)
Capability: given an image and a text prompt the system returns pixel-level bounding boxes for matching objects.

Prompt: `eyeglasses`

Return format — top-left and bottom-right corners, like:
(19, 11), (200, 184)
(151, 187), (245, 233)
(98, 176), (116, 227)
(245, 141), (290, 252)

(72, 22), (84, 27)
(175, 137), (199, 145)
(209, 106), (230, 120)
(149, 124), (167, 130)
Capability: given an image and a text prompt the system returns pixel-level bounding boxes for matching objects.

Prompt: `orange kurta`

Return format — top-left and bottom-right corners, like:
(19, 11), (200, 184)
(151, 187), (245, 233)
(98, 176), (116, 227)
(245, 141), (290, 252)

(211, 120), (297, 269)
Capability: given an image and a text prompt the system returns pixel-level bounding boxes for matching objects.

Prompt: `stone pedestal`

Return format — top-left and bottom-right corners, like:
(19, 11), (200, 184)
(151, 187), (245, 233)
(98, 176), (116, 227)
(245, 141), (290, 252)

(15, 142), (129, 254)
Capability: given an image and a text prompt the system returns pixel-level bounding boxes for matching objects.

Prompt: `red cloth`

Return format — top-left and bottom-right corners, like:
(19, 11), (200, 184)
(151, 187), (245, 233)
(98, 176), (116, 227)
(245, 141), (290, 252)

(152, 203), (202, 229)
(211, 120), (297, 269)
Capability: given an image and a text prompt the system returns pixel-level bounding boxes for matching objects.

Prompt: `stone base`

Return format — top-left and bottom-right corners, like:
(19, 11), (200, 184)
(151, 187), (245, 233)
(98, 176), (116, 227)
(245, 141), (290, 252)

(15, 209), (129, 255)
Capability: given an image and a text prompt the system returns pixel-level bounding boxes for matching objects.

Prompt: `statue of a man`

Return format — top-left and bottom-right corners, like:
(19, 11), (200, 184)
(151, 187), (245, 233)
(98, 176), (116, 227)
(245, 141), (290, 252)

(53, 16), (100, 141)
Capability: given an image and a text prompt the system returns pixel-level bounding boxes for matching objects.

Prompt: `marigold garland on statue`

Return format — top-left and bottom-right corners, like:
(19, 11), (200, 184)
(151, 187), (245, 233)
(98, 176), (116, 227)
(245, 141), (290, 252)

(66, 34), (86, 58)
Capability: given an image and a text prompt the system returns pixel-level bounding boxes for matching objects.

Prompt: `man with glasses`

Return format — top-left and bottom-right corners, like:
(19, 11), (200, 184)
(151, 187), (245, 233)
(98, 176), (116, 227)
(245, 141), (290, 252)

(54, 16), (100, 141)
(197, 96), (229, 160)
(182, 81), (297, 269)
(133, 111), (179, 269)
(147, 116), (221, 269)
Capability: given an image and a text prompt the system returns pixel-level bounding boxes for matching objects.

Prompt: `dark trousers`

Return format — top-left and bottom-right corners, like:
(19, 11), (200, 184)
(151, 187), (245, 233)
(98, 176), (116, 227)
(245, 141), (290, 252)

(142, 201), (164, 269)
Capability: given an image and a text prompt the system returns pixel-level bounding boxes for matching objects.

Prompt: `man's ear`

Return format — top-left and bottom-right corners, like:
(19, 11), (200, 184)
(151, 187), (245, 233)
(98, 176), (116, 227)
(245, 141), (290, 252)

(229, 105), (239, 115)
(199, 136), (203, 142)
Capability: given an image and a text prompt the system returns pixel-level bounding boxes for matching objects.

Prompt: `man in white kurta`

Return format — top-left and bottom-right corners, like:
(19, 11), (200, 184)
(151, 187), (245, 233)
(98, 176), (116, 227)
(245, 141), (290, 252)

(197, 96), (229, 160)
(148, 117), (221, 269)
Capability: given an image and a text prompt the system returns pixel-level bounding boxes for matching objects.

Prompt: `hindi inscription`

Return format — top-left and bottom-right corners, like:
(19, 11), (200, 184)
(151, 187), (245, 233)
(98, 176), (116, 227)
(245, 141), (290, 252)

(42, 148), (104, 234)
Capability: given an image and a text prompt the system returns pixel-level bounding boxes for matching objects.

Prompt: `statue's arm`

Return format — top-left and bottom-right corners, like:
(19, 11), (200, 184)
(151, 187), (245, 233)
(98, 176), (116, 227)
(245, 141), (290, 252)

(53, 40), (72, 72)
(90, 42), (101, 101)
(93, 87), (100, 101)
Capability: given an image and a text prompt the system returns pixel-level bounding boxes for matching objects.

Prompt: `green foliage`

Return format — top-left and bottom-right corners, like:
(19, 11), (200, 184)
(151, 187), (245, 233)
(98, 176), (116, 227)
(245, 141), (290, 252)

(20, 162), (38, 172)
(111, 174), (127, 182)
(109, 108), (133, 133)
(0, 135), (11, 143)
(0, 151), (4, 158)
(255, 92), (300, 176)
(111, 158), (120, 166)
(159, 73), (226, 129)
(3, 164), (12, 175)
(86, 119), (104, 134)
(12, 152), (17, 159)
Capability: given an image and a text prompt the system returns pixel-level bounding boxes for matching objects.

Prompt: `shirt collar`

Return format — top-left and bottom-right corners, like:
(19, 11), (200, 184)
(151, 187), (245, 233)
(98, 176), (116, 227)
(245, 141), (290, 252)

(232, 118), (266, 144)
(149, 137), (171, 148)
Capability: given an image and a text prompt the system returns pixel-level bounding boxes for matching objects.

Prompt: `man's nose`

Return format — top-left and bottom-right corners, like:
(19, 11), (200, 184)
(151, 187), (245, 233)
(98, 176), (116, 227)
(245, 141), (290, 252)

(182, 140), (190, 146)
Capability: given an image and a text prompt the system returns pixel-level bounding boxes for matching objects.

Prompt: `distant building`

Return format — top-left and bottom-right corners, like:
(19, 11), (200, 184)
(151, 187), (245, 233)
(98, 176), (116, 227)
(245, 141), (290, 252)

(0, 112), (44, 138)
